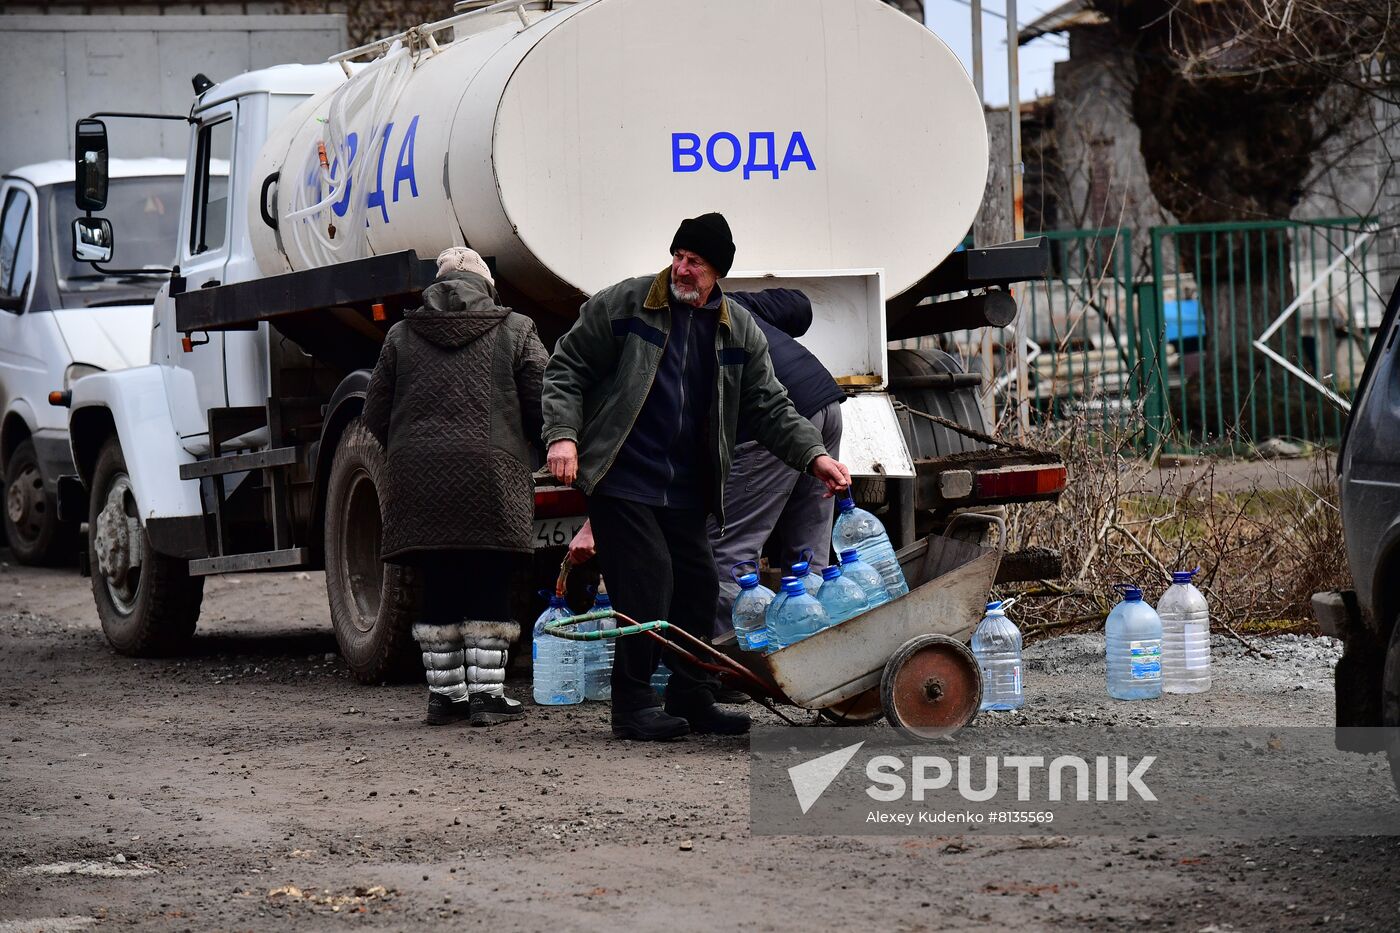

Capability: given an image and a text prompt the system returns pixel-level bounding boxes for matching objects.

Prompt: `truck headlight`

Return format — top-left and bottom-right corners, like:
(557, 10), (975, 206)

(64, 363), (104, 390)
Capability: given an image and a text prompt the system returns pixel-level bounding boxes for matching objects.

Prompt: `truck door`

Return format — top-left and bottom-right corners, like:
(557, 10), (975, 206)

(0, 179), (40, 422)
(170, 101), (237, 432)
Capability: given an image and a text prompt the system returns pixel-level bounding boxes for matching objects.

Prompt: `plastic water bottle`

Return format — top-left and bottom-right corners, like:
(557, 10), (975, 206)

(838, 549), (891, 610)
(972, 598), (1023, 711)
(582, 580), (614, 701)
(730, 563), (775, 652)
(832, 495), (909, 599)
(1157, 568), (1210, 694)
(764, 575), (800, 649)
(1106, 586), (1162, 701)
(532, 593), (582, 705)
(651, 662), (671, 697)
(816, 564), (868, 627)
(769, 578), (828, 650)
(790, 550), (823, 597)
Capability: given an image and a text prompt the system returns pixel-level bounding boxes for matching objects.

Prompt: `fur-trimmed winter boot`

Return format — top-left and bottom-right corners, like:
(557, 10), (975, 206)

(463, 620), (524, 727)
(413, 622), (472, 726)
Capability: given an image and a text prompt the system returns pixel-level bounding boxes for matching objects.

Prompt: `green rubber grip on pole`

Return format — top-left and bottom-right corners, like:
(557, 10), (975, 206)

(543, 610), (670, 641)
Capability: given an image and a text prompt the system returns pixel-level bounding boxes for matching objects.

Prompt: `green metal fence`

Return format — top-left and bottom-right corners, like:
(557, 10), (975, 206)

(1146, 217), (1380, 451)
(1018, 228), (1138, 434)
(894, 217), (1382, 451)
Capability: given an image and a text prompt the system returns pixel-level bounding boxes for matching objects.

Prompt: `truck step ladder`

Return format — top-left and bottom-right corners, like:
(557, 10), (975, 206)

(181, 403), (308, 577)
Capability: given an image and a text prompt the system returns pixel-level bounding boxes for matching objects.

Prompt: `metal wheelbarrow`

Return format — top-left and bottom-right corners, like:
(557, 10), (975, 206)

(544, 514), (1003, 738)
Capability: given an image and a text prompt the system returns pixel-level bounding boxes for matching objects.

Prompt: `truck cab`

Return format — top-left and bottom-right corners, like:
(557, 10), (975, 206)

(66, 62), (585, 679)
(0, 158), (182, 564)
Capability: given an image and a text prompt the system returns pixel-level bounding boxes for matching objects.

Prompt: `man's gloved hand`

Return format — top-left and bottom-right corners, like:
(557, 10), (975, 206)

(547, 439), (579, 486)
(568, 519), (595, 565)
(809, 454), (853, 497)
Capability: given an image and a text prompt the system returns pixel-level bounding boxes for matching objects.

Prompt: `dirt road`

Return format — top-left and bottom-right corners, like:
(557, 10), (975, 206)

(3, 551), (1398, 931)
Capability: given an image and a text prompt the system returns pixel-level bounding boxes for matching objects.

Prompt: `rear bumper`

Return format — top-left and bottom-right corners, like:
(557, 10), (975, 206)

(1312, 589), (1362, 639)
(1313, 589), (1385, 733)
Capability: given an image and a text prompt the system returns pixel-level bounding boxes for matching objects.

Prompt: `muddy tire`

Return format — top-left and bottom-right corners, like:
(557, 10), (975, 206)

(90, 438), (203, 655)
(4, 439), (71, 565)
(1381, 615), (1400, 796)
(324, 419), (419, 684)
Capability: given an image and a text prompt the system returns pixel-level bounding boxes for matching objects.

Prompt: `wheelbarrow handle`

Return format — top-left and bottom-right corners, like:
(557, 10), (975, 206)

(543, 609), (670, 641)
(547, 608), (773, 696)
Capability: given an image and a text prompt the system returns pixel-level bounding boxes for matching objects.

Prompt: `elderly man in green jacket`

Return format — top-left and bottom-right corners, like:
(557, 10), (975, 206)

(542, 213), (851, 741)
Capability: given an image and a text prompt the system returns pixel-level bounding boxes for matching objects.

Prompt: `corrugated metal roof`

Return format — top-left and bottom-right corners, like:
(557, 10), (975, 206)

(1017, 0), (1107, 45)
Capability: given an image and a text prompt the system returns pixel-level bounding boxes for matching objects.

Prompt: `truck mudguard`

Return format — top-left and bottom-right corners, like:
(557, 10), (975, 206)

(68, 365), (205, 522)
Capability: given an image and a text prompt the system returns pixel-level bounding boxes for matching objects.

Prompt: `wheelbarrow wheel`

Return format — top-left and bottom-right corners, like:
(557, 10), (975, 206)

(818, 687), (885, 725)
(880, 634), (982, 740)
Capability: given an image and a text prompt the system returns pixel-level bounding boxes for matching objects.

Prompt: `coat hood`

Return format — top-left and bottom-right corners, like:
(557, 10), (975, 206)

(405, 272), (510, 348)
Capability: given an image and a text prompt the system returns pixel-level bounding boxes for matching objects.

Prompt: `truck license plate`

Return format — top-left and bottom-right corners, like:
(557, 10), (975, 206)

(531, 516), (586, 549)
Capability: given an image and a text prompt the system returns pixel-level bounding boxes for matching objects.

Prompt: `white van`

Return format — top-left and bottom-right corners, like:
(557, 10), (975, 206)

(0, 158), (184, 564)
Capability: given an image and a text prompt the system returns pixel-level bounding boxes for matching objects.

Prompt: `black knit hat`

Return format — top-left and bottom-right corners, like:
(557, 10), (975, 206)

(670, 212), (735, 276)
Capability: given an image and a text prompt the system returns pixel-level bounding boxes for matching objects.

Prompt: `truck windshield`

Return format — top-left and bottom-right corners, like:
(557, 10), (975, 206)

(50, 177), (183, 307)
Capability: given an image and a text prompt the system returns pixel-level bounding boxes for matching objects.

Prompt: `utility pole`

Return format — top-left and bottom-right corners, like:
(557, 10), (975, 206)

(1007, 0), (1029, 434)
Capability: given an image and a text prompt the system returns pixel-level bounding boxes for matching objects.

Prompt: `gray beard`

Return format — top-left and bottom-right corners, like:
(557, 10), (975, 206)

(670, 281), (701, 304)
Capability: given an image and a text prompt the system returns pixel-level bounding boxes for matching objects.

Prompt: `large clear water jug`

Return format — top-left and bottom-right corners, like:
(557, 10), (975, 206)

(838, 548), (891, 609)
(651, 661), (672, 697)
(582, 580), (614, 701)
(971, 598), (1024, 711)
(730, 562), (775, 652)
(1106, 586), (1163, 701)
(764, 575), (800, 650)
(532, 592), (582, 705)
(790, 549), (823, 597)
(816, 564), (868, 627)
(769, 578), (828, 650)
(1157, 568), (1210, 694)
(832, 495), (908, 598)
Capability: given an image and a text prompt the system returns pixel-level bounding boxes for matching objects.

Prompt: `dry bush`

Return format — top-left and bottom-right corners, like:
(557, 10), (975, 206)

(1001, 414), (1348, 640)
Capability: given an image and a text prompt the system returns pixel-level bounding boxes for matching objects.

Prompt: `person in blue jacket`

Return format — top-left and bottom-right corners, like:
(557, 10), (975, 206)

(709, 287), (844, 643)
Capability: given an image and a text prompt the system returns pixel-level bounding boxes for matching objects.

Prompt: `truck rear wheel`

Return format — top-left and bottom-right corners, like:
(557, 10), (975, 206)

(89, 437), (203, 655)
(1381, 614), (1400, 795)
(4, 439), (70, 566)
(324, 420), (419, 684)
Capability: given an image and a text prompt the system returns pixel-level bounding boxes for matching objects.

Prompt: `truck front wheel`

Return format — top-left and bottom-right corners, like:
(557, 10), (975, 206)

(89, 438), (203, 655)
(324, 420), (419, 684)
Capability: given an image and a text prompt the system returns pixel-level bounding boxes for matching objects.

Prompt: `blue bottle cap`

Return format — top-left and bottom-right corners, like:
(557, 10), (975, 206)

(791, 559), (811, 577)
(782, 578), (807, 596)
(1121, 586), (1143, 602)
(593, 592), (612, 607)
(1171, 569), (1199, 584)
(736, 571), (761, 589)
(549, 594), (568, 608)
(839, 548), (860, 564)
(821, 565), (842, 581)
(986, 599), (1004, 612)
(837, 496), (856, 513)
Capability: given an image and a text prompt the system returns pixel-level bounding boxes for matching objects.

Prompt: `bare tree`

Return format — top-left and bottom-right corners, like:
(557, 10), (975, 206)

(1090, 0), (1398, 442)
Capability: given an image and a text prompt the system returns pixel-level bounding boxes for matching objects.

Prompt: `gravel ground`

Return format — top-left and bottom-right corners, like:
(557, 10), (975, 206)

(2, 554), (1398, 932)
(999, 633), (1342, 727)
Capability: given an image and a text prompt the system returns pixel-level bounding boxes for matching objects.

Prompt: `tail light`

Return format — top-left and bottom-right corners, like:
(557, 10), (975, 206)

(534, 485), (587, 519)
(973, 464), (1067, 501)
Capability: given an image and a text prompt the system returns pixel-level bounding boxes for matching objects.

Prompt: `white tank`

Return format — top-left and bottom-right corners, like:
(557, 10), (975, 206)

(250, 0), (987, 313)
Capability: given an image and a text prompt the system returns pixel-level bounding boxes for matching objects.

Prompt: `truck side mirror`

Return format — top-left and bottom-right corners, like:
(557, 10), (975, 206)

(74, 119), (109, 211)
(73, 217), (114, 264)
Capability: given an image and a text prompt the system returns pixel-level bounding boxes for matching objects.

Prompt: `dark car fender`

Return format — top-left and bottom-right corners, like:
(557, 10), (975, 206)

(308, 369), (373, 563)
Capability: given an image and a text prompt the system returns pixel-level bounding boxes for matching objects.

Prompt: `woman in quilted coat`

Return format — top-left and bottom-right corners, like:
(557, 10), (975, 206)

(363, 247), (548, 727)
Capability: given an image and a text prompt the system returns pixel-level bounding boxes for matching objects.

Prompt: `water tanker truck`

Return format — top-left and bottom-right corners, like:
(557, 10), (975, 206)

(58, 0), (1065, 680)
